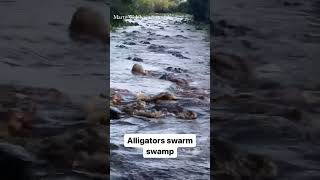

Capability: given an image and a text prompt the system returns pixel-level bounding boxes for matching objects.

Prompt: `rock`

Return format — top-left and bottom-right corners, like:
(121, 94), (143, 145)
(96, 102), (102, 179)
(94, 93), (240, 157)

(140, 41), (151, 44)
(134, 110), (162, 119)
(69, 7), (108, 42)
(166, 67), (187, 73)
(111, 93), (122, 105)
(175, 35), (188, 39)
(110, 107), (121, 119)
(7, 109), (35, 137)
(116, 45), (128, 49)
(149, 92), (177, 102)
(132, 57), (143, 62)
(160, 73), (189, 86)
(176, 110), (197, 120)
(131, 64), (147, 75)
(124, 42), (137, 45)
(148, 44), (166, 52)
(0, 142), (35, 180)
(167, 50), (189, 59)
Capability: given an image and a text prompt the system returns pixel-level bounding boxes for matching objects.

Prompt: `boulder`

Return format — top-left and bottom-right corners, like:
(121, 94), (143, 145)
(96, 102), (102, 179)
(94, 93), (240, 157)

(132, 64), (147, 75)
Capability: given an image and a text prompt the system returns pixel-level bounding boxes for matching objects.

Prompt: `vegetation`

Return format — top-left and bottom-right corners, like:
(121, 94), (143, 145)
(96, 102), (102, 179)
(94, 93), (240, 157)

(111, 0), (209, 27)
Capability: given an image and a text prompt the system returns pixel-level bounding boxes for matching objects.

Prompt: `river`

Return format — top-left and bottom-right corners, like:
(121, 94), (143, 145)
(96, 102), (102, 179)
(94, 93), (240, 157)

(110, 15), (210, 179)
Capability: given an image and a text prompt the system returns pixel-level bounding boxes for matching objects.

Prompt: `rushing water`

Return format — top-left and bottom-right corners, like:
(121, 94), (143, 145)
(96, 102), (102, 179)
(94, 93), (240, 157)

(110, 15), (210, 179)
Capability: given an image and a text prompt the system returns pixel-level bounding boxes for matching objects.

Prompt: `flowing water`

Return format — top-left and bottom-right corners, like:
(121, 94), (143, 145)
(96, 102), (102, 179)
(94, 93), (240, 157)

(110, 15), (210, 179)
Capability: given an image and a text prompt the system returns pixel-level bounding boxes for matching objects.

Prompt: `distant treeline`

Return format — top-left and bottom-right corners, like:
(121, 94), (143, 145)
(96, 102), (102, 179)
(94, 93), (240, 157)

(111, 0), (209, 25)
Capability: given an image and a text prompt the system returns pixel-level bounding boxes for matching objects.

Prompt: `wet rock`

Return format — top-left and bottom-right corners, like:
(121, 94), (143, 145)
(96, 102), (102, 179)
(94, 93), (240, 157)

(166, 67), (187, 73)
(132, 57), (143, 62)
(160, 73), (189, 86)
(0, 142), (36, 180)
(132, 64), (147, 75)
(140, 41), (151, 44)
(110, 107), (121, 119)
(167, 50), (189, 59)
(111, 93), (122, 105)
(124, 42), (137, 45)
(69, 7), (108, 42)
(134, 110), (162, 119)
(148, 44), (166, 52)
(175, 35), (188, 39)
(176, 110), (197, 120)
(154, 101), (197, 120)
(116, 45), (128, 49)
(149, 92), (177, 102)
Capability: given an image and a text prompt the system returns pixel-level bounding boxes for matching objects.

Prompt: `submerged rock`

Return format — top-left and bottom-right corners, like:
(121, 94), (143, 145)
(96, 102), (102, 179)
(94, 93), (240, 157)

(132, 57), (143, 62)
(124, 42), (137, 45)
(166, 67), (187, 73)
(148, 44), (166, 52)
(116, 45), (128, 49)
(167, 50), (189, 59)
(140, 41), (151, 44)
